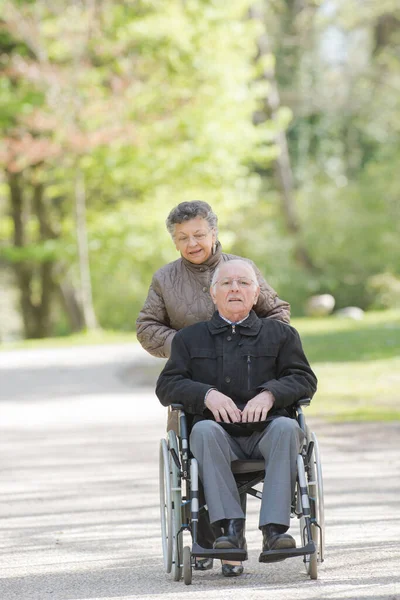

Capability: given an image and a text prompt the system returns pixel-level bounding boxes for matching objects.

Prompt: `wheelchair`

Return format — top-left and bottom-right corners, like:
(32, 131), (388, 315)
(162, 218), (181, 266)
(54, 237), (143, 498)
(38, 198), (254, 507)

(159, 399), (324, 584)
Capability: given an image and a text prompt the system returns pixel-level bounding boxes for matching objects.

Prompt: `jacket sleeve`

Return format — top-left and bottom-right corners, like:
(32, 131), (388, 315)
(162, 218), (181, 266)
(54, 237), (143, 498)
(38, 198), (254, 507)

(136, 275), (176, 358)
(156, 333), (214, 414)
(250, 261), (291, 324)
(258, 326), (317, 409)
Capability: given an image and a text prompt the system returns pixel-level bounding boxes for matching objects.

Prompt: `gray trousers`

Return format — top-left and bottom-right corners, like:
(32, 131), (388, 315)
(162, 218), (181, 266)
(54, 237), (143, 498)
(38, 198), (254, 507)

(190, 417), (305, 529)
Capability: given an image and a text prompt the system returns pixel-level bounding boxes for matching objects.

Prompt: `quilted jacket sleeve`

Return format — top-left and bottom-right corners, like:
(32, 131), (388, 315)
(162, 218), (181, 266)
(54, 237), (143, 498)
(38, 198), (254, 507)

(251, 261), (291, 324)
(136, 275), (176, 359)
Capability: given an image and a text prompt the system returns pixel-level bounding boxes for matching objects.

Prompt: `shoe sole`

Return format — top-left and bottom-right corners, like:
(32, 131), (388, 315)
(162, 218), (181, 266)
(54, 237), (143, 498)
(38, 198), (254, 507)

(222, 567), (244, 577)
(194, 558), (214, 571)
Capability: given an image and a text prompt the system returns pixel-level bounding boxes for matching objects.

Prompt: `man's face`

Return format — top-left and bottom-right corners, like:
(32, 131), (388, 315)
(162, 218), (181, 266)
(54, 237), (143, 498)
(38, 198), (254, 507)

(210, 261), (260, 322)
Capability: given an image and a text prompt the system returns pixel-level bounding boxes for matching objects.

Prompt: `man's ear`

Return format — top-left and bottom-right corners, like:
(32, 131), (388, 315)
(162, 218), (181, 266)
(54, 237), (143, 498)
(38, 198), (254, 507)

(210, 285), (217, 304)
(253, 289), (260, 305)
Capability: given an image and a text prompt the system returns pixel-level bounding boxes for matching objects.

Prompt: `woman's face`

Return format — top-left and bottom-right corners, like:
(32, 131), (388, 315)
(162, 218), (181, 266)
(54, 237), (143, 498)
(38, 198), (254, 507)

(173, 216), (217, 264)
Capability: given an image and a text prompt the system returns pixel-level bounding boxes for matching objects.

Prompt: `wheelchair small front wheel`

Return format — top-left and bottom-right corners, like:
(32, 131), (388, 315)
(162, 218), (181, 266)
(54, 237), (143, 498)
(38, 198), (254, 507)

(183, 546), (192, 585)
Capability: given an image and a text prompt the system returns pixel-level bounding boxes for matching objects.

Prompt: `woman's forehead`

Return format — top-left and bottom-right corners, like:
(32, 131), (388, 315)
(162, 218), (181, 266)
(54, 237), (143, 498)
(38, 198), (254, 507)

(174, 216), (209, 234)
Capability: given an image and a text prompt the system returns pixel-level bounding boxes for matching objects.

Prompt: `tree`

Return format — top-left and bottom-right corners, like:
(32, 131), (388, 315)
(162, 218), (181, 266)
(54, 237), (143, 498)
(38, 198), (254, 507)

(1, 0), (276, 335)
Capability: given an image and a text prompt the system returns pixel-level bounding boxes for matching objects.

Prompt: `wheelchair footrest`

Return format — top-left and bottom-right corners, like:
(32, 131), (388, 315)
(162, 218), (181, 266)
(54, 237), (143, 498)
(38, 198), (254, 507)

(191, 542), (248, 562)
(259, 541), (315, 563)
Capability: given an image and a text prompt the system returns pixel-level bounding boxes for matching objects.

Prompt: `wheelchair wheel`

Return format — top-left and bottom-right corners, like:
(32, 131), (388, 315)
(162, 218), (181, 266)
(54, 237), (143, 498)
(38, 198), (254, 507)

(183, 546), (192, 585)
(167, 430), (183, 582)
(159, 438), (173, 573)
(300, 427), (325, 580)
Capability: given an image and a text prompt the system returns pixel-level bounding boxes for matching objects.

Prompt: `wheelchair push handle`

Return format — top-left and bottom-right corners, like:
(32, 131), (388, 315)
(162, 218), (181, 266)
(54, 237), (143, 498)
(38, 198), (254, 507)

(295, 398), (311, 407)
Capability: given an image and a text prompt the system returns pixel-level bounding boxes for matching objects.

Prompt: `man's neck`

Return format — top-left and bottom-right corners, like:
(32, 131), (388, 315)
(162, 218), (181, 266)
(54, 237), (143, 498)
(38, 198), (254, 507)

(218, 312), (250, 325)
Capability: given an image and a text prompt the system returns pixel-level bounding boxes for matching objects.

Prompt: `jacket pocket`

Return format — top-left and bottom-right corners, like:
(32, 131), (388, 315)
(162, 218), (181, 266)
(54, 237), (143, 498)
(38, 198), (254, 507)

(240, 345), (279, 358)
(189, 348), (218, 384)
(240, 346), (279, 390)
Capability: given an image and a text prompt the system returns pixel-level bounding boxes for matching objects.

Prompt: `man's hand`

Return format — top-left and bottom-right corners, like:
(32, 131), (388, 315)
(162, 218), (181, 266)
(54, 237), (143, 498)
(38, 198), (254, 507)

(205, 390), (242, 424)
(241, 391), (275, 423)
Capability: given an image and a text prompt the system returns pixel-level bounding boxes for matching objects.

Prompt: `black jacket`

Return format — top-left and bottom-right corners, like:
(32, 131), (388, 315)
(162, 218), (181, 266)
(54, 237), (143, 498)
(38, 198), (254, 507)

(156, 311), (317, 436)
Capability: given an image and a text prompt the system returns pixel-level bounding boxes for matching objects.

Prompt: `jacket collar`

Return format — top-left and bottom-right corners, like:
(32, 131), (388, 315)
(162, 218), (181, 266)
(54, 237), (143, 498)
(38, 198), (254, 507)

(208, 310), (262, 336)
(181, 241), (222, 273)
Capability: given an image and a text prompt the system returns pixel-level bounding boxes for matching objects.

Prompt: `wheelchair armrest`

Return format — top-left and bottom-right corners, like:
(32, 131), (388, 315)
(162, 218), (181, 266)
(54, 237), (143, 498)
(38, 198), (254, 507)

(170, 403), (184, 411)
(295, 398), (311, 407)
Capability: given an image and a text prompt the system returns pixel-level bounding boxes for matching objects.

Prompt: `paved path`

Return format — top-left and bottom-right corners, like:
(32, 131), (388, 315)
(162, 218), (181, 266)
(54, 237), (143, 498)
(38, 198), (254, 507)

(0, 344), (399, 600)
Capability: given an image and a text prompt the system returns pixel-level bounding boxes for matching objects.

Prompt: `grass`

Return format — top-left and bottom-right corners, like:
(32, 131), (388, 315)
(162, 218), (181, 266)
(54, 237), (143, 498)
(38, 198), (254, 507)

(2, 310), (400, 422)
(293, 310), (400, 422)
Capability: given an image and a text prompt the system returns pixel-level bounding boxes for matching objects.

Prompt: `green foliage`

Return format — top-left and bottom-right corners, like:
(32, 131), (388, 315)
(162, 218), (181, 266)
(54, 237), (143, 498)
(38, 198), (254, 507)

(1, 0), (400, 333)
(0, 0), (277, 333)
(244, 0), (400, 314)
(367, 273), (400, 309)
(0, 239), (61, 263)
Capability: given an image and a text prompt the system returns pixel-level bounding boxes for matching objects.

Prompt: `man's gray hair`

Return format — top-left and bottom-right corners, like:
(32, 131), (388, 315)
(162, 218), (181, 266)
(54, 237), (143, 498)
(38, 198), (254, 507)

(166, 200), (218, 237)
(211, 260), (258, 287)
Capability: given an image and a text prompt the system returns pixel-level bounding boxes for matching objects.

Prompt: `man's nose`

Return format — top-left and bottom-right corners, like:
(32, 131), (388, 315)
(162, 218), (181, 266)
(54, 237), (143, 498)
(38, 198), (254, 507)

(230, 279), (240, 290)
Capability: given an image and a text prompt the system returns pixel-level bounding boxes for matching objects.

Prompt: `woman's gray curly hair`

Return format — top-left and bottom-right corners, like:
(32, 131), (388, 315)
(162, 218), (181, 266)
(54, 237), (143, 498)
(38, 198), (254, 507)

(166, 200), (218, 238)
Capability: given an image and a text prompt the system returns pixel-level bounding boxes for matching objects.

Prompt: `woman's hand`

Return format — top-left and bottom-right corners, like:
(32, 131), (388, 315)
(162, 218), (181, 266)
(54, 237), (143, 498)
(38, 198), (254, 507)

(205, 390), (242, 423)
(241, 391), (275, 423)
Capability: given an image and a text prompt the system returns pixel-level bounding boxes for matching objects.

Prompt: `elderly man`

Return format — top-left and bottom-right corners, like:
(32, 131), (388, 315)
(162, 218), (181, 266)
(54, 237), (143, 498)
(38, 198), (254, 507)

(156, 259), (317, 573)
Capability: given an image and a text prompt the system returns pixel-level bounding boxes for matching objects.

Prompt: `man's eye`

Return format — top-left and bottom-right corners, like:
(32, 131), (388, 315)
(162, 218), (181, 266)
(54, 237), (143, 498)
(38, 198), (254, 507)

(240, 280), (250, 287)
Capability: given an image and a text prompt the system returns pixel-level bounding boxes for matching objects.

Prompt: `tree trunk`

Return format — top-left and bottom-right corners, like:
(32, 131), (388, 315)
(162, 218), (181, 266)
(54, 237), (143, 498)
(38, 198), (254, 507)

(8, 170), (37, 338)
(8, 170), (62, 338)
(249, 5), (317, 272)
(57, 276), (85, 332)
(32, 180), (54, 337)
(75, 169), (98, 331)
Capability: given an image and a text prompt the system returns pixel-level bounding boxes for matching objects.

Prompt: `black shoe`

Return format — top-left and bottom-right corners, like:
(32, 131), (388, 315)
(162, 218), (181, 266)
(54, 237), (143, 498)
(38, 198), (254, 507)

(213, 519), (247, 551)
(261, 523), (296, 551)
(194, 557), (214, 571)
(221, 562), (244, 577)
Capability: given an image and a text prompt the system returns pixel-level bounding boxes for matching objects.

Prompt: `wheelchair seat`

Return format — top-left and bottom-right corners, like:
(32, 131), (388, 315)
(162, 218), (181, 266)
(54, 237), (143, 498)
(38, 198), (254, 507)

(231, 459), (265, 474)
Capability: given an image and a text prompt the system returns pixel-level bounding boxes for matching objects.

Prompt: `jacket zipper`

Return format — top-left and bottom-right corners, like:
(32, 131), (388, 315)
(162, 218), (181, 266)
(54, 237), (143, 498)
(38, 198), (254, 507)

(247, 355), (251, 390)
(232, 324), (236, 334)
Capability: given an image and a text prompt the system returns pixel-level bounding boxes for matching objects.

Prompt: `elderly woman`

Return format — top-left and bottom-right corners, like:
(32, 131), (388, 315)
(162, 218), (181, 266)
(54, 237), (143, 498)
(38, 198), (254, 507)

(137, 200), (289, 357)
(136, 200), (290, 577)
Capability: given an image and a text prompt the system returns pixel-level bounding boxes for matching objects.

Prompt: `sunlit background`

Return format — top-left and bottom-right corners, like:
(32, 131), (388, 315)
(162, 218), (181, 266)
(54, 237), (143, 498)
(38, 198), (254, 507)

(1, 0), (399, 419)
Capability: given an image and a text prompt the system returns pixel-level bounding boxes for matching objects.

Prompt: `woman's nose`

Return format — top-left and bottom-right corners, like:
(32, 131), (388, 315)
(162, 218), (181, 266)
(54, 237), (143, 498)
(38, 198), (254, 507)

(188, 236), (198, 246)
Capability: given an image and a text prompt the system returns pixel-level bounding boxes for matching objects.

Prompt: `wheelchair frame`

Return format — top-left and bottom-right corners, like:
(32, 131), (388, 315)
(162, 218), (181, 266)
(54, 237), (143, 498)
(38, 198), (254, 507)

(159, 399), (324, 584)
